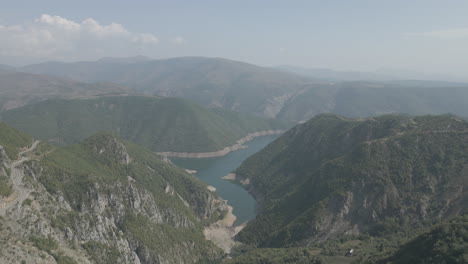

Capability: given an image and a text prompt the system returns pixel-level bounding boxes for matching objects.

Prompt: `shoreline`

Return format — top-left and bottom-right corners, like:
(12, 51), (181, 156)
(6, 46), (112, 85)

(203, 205), (246, 253)
(157, 130), (284, 158)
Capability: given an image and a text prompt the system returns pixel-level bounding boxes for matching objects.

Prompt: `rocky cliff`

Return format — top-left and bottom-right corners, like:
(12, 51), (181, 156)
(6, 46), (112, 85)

(0, 128), (228, 263)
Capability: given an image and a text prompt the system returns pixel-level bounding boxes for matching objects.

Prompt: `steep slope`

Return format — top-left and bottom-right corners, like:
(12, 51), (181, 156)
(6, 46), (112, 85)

(234, 114), (468, 247)
(2, 95), (287, 153)
(20, 57), (311, 118)
(0, 71), (131, 111)
(0, 125), (228, 263)
(380, 215), (468, 264)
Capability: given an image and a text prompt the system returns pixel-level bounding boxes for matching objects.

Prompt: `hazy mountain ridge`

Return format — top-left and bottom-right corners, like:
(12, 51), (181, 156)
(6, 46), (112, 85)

(19, 57), (311, 118)
(0, 71), (132, 111)
(0, 123), (227, 263)
(234, 114), (468, 248)
(277, 65), (467, 83)
(14, 57), (468, 121)
(277, 81), (468, 121)
(1, 95), (288, 153)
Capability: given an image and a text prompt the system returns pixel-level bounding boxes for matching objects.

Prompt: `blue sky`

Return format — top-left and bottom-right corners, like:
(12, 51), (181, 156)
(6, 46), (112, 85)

(1, 0), (468, 77)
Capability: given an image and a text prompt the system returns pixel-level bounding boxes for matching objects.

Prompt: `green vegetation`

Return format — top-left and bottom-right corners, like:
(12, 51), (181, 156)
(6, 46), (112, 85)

(0, 175), (12, 197)
(22, 198), (32, 206)
(0, 122), (32, 158)
(2, 96), (288, 152)
(382, 215), (468, 264)
(81, 241), (121, 264)
(30, 236), (58, 253)
(229, 216), (467, 264)
(235, 114), (468, 247)
(34, 133), (224, 262)
(227, 247), (323, 264)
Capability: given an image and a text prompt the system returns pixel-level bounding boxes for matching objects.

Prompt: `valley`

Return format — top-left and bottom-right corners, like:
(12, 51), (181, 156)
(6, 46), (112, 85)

(0, 57), (467, 264)
(3, 2), (468, 262)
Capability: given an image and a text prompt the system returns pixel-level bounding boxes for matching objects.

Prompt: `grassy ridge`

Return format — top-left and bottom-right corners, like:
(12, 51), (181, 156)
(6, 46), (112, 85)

(2, 96), (288, 152)
(0, 121), (32, 158)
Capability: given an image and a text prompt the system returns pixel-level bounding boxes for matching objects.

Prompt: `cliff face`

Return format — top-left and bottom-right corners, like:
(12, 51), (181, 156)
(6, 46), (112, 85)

(0, 132), (227, 263)
(235, 114), (468, 247)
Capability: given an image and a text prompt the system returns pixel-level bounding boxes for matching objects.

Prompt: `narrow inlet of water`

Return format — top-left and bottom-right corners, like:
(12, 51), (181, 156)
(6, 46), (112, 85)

(171, 135), (278, 225)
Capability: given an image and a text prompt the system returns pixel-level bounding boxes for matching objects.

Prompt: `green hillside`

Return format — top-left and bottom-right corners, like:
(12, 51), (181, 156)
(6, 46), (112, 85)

(381, 215), (468, 264)
(0, 121), (32, 158)
(2, 95), (287, 152)
(0, 124), (227, 263)
(234, 114), (468, 247)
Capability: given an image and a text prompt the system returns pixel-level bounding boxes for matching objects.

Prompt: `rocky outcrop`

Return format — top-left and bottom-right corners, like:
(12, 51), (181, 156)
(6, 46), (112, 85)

(0, 134), (228, 263)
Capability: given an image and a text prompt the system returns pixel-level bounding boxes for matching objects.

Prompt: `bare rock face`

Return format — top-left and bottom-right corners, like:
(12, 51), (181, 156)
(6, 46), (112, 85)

(87, 134), (133, 165)
(0, 136), (228, 264)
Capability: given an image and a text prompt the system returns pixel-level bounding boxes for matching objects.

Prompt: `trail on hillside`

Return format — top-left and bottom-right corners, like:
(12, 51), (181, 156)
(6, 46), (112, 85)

(0, 140), (40, 216)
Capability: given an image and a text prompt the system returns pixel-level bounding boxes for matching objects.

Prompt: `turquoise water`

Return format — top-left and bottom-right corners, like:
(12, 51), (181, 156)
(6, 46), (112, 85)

(172, 135), (278, 226)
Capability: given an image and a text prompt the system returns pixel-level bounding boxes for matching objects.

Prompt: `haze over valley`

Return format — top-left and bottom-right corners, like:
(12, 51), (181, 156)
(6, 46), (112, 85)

(1, 1), (467, 263)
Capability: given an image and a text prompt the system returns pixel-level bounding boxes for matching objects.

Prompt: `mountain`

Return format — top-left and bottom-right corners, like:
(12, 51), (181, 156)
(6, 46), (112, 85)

(20, 57), (312, 118)
(0, 71), (132, 111)
(0, 123), (228, 263)
(380, 215), (468, 264)
(278, 65), (467, 83)
(227, 215), (468, 264)
(1, 95), (288, 153)
(19, 57), (468, 122)
(277, 65), (396, 81)
(277, 81), (468, 121)
(233, 114), (468, 247)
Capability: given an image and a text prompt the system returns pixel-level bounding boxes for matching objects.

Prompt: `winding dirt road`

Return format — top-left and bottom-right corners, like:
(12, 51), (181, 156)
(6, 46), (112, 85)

(0, 140), (40, 216)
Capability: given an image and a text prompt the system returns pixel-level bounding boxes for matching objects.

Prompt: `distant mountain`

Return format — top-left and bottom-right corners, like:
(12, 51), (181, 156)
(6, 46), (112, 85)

(20, 57), (312, 118)
(2, 95), (288, 153)
(277, 65), (396, 81)
(278, 65), (467, 83)
(234, 114), (468, 247)
(18, 57), (468, 121)
(277, 81), (468, 121)
(0, 123), (227, 263)
(0, 64), (16, 73)
(0, 71), (132, 111)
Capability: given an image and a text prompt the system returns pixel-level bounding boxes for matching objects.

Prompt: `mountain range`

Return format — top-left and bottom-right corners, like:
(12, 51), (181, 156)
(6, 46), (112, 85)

(1, 95), (288, 153)
(4, 56), (467, 122)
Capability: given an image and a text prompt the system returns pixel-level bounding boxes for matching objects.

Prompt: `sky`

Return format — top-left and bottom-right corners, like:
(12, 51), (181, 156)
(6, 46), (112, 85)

(1, 0), (468, 78)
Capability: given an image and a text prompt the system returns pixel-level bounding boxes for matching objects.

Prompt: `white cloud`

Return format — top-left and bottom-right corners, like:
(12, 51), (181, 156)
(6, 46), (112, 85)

(37, 14), (80, 31)
(133, 33), (159, 45)
(171, 36), (185, 44)
(0, 14), (159, 60)
(407, 27), (468, 38)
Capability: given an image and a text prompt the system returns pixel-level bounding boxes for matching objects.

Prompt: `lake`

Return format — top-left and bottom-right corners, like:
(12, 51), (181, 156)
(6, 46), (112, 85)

(171, 135), (278, 226)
